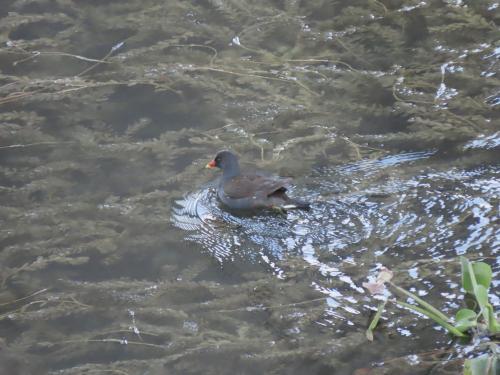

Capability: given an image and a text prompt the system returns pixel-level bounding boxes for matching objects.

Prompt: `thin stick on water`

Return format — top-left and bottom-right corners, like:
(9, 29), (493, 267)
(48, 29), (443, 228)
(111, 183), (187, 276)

(214, 297), (327, 313)
(10, 51), (110, 66)
(60, 338), (167, 350)
(166, 44), (218, 66)
(77, 41), (125, 77)
(186, 66), (320, 96)
(86, 369), (130, 375)
(0, 142), (77, 150)
(0, 288), (49, 306)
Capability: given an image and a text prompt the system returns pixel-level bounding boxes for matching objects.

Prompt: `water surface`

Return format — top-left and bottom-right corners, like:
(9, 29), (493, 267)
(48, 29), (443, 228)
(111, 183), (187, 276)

(0, 0), (499, 374)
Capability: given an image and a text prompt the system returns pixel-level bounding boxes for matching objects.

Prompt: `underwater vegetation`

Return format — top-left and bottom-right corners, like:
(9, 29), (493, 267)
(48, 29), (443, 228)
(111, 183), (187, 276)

(0, 0), (499, 374)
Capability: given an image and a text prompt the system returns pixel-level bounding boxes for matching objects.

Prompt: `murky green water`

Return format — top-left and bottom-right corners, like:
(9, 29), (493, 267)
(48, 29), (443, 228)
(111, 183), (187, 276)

(0, 0), (499, 374)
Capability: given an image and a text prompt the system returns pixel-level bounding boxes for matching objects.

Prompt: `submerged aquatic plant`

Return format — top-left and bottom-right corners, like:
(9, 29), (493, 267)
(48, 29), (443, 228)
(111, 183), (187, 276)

(0, 0), (499, 373)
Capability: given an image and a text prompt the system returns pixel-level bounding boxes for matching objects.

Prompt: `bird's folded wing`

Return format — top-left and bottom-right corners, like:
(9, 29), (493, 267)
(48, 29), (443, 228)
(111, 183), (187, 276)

(222, 175), (291, 199)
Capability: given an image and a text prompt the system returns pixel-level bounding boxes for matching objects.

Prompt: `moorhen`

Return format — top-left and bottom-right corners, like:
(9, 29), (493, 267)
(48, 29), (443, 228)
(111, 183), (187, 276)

(206, 150), (310, 211)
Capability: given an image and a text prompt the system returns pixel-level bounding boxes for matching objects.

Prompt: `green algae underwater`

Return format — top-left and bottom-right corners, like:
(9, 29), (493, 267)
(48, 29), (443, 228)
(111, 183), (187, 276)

(0, 0), (499, 374)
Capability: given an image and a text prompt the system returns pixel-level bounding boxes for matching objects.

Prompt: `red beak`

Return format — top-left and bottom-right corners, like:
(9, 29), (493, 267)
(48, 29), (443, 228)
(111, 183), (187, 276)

(206, 160), (216, 169)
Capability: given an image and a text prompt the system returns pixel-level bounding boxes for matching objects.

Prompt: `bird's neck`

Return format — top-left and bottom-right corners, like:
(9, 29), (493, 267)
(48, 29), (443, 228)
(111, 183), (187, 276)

(222, 161), (240, 179)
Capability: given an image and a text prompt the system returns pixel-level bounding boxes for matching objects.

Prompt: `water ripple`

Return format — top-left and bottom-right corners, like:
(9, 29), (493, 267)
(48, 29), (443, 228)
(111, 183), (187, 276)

(172, 151), (499, 322)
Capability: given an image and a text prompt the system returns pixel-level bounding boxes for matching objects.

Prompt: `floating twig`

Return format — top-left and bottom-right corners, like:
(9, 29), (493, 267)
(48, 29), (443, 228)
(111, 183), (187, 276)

(214, 296), (327, 313)
(60, 338), (167, 350)
(0, 141), (77, 150)
(77, 41), (125, 77)
(186, 65), (320, 96)
(0, 288), (49, 307)
(165, 44), (218, 66)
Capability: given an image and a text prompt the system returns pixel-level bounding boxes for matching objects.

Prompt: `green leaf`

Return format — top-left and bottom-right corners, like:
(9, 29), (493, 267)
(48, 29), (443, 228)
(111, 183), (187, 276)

(472, 262), (492, 290)
(464, 354), (498, 375)
(454, 308), (477, 333)
(461, 257), (492, 292)
(475, 285), (489, 309)
(461, 257), (473, 293)
(456, 309), (477, 321)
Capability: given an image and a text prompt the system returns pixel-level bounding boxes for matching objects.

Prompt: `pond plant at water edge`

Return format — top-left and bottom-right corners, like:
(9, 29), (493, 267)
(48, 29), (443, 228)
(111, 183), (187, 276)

(364, 257), (499, 375)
